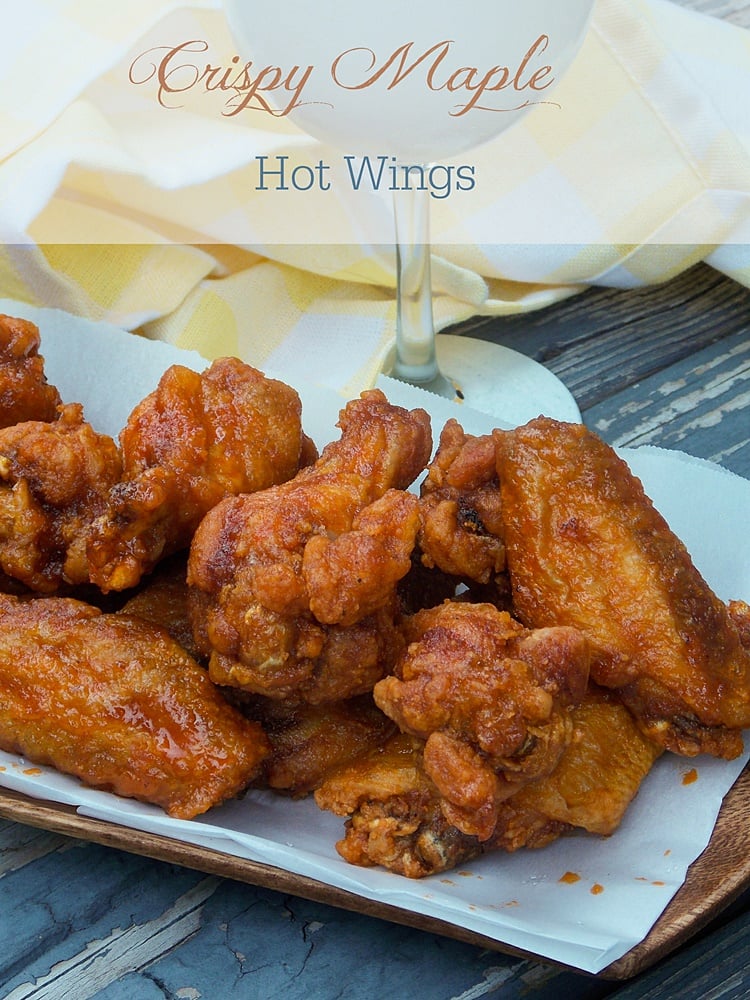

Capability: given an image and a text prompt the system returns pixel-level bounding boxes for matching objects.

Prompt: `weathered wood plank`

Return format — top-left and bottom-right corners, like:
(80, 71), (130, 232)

(0, 842), (207, 992)
(610, 905), (750, 1000)
(584, 328), (750, 478)
(0, 823), (68, 879)
(678, 0), (750, 27)
(92, 887), (613, 1000)
(447, 265), (750, 413)
(4, 878), (219, 1000)
(0, 825), (612, 1000)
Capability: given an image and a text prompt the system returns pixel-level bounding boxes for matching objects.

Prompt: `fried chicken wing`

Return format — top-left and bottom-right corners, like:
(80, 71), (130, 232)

(0, 593), (269, 818)
(315, 732), (485, 877)
(0, 314), (62, 427)
(315, 688), (661, 877)
(500, 686), (663, 840)
(728, 599), (750, 650)
(87, 357), (315, 592)
(118, 553), (201, 661)
(240, 694), (396, 797)
(188, 390), (432, 703)
(418, 419), (506, 588)
(374, 602), (590, 840)
(495, 417), (750, 759)
(0, 403), (122, 592)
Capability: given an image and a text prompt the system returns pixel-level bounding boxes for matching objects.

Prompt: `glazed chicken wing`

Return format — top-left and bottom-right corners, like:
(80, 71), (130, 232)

(87, 357), (315, 592)
(728, 599), (750, 650)
(418, 419), (506, 588)
(188, 390), (432, 704)
(118, 553), (201, 661)
(0, 403), (122, 592)
(315, 688), (661, 878)
(374, 601), (590, 840)
(315, 732), (485, 878)
(0, 593), (269, 818)
(495, 417), (750, 759)
(0, 314), (62, 427)
(241, 694), (396, 797)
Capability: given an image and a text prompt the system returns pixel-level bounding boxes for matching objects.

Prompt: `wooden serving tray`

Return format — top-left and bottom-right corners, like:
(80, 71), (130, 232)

(1, 764), (748, 981)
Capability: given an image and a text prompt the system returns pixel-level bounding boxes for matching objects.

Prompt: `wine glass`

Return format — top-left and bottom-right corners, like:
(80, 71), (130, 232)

(223, 0), (596, 423)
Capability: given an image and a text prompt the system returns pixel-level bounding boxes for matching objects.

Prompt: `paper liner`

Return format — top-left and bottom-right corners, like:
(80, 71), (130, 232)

(0, 299), (747, 973)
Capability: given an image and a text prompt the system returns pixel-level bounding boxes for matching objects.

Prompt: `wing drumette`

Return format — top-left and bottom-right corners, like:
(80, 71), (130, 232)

(315, 732), (483, 878)
(188, 390), (432, 704)
(418, 419), (506, 589)
(88, 357), (316, 592)
(0, 403), (122, 592)
(373, 601), (590, 840)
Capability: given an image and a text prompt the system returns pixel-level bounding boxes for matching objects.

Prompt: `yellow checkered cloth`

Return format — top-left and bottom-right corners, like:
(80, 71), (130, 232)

(1, 0), (749, 394)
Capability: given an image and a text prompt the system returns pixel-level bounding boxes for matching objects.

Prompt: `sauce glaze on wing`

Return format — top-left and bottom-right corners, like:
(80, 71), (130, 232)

(0, 593), (269, 818)
(495, 417), (750, 759)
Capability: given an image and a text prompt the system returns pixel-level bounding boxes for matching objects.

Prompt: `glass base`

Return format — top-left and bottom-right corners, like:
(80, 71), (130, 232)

(384, 334), (581, 426)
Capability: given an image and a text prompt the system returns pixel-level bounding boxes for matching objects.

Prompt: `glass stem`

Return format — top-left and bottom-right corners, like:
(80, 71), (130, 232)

(390, 178), (455, 397)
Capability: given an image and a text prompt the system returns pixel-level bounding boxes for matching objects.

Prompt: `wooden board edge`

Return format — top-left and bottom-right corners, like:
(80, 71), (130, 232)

(0, 787), (542, 964)
(1, 763), (748, 982)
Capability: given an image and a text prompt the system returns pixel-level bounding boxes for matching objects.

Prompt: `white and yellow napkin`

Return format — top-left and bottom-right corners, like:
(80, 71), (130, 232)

(1, 0), (748, 394)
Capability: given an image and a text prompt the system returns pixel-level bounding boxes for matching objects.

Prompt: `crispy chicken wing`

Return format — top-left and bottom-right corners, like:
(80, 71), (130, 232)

(315, 732), (485, 878)
(118, 553), (201, 661)
(418, 419), (506, 587)
(495, 417), (750, 759)
(0, 314), (62, 427)
(0, 593), (269, 818)
(240, 694), (396, 797)
(374, 602), (590, 840)
(315, 688), (661, 877)
(188, 390), (432, 704)
(87, 357), (315, 592)
(499, 686), (663, 841)
(0, 403), (122, 592)
(728, 599), (750, 650)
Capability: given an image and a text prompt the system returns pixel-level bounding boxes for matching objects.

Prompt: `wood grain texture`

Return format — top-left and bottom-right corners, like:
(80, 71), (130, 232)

(1, 763), (749, 983)
(447, 266), (750, 414)
(586, 327), (750, 477)
(679, 0), (750, 27)
(610, 906), (750, 999)
(2, 878), (220, 1000)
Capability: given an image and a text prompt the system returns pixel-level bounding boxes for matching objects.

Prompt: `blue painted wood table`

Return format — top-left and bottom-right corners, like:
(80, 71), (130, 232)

(2, 1), (750, 996)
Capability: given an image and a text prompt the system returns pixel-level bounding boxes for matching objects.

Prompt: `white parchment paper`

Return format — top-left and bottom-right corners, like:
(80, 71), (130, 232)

(0, 299), (748, 974)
